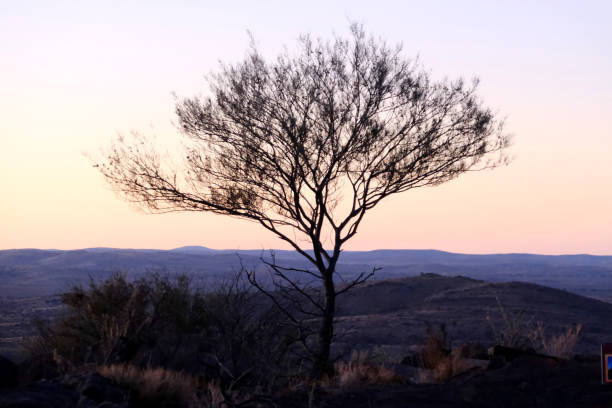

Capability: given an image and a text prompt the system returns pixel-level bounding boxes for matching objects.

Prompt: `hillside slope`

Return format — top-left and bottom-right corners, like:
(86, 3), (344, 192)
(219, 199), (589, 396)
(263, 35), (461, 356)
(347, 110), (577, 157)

(335, 274), (612, 355)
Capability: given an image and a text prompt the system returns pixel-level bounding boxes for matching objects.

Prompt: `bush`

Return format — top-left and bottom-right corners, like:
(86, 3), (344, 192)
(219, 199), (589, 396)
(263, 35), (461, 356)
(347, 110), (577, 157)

(27, 273), (209, 367)
(26, 272), (293, 393)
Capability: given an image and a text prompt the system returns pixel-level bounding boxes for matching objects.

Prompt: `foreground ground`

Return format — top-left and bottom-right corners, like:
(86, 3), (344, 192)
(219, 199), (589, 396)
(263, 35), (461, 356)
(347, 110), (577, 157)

(1, 353), (611, 407)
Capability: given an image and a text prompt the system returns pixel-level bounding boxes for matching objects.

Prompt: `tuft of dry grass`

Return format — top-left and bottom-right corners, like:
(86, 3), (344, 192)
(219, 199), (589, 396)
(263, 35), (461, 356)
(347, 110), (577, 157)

(528, 322), (582, 359)
(328, 350), (404, 388)
(434, 349), (472, 383)
(487, 296), (582, 359)
(414, 349), (472, 384)
(418, 325), (449, 370)
(99, 364), (197, 407)
(414, 325), (472, 384)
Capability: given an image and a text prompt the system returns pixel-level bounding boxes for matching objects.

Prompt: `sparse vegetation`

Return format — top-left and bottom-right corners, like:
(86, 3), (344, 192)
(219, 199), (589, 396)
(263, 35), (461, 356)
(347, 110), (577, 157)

(331, 350), (404, 387)
(486, 295), (582, 358)
(413, 324), (472, 384)
(99, 364), (197, 408)
(25, 272), (295, 401)
(486, 296), (534, 349)
(528, 321), (582, 359)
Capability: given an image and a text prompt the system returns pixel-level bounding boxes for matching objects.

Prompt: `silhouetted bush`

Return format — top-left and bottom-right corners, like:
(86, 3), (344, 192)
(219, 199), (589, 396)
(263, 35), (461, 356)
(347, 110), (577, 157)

(27, 273), (208, 366)
(26, 272), (294, 393)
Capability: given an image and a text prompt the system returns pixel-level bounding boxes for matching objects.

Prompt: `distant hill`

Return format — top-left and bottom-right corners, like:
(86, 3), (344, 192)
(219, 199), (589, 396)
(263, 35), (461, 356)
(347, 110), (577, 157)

(335, 273), (612, 355)
(170, 246), (216, 254)
(1, 247), (611, 301)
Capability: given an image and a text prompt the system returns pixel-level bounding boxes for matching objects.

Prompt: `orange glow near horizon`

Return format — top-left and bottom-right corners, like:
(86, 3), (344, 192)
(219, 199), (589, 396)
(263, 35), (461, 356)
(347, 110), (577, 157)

(1, 2), (610, 255)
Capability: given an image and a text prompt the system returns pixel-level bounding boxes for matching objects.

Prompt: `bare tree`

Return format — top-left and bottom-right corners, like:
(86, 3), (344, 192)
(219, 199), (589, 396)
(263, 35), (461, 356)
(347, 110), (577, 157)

(98, 24), (509, 377)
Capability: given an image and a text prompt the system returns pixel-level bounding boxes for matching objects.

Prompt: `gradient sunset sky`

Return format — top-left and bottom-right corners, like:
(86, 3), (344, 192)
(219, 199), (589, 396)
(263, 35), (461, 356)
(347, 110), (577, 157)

(1, 1), (610, 254)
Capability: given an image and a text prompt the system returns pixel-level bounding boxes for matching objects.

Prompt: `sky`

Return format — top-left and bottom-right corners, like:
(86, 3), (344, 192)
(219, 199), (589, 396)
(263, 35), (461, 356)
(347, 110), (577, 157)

(1, 1), (611, 254)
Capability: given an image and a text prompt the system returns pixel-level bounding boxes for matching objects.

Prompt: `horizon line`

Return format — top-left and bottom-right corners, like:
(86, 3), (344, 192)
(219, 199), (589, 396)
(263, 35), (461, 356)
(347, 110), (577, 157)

(1, 246), (610, 257)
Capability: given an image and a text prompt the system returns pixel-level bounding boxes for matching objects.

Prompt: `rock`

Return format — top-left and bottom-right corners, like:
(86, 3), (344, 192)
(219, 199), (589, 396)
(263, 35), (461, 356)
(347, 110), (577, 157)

(399, 352), (420, 367)
(0, 355), (18, 388)
(487, 345), (561, 363)
(77, 373), (125, 404)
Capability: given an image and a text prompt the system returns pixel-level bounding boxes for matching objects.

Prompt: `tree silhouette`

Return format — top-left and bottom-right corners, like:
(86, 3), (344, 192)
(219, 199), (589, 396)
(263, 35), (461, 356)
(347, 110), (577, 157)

(98, 25), (509, 377)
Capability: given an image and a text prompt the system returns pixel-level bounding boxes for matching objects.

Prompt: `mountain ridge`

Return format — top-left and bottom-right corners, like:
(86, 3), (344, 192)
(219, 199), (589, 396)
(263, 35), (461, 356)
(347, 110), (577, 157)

(1, 247), (612, 300)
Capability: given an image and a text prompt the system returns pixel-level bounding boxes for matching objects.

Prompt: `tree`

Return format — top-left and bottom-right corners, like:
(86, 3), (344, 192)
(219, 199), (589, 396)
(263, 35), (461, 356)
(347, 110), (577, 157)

(98, 25), (509, 377)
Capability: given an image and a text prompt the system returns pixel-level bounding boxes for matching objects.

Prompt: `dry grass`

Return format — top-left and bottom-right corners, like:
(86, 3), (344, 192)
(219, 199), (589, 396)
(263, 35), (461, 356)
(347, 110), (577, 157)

(99, 364), (197, 407)
(327, 350), (404, 388)
(528, 322), (582, 358)
(418, 325), (449, 370)
(487, 295), (582, 359)
(486, 296), (533, 349)
(413, 348), (472, 384)
(436, 349), (472, 383)
(414, 325), (472, 384)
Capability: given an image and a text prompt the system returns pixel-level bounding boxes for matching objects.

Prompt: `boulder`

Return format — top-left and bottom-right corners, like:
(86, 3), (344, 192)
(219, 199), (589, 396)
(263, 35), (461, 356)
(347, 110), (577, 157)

(76, 373), (126, 404)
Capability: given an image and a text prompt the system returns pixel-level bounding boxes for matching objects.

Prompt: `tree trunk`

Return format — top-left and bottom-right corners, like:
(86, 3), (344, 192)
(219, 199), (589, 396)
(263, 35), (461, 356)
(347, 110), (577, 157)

(314, 271), (336, 378)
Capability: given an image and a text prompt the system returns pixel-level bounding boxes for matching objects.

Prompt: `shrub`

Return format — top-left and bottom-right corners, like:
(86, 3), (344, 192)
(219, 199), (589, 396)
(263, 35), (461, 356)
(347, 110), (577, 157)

(27, 271), (294, 396)
(27, 273), (210, 367)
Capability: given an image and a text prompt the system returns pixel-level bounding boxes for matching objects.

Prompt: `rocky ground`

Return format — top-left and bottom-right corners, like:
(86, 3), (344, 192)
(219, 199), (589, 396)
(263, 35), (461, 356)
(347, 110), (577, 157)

(294, 355), (612, 408)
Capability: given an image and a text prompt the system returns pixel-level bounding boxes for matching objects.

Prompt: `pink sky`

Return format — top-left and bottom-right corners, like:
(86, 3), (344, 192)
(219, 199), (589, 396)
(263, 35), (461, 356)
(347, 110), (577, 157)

(1, 1), (610, 254)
